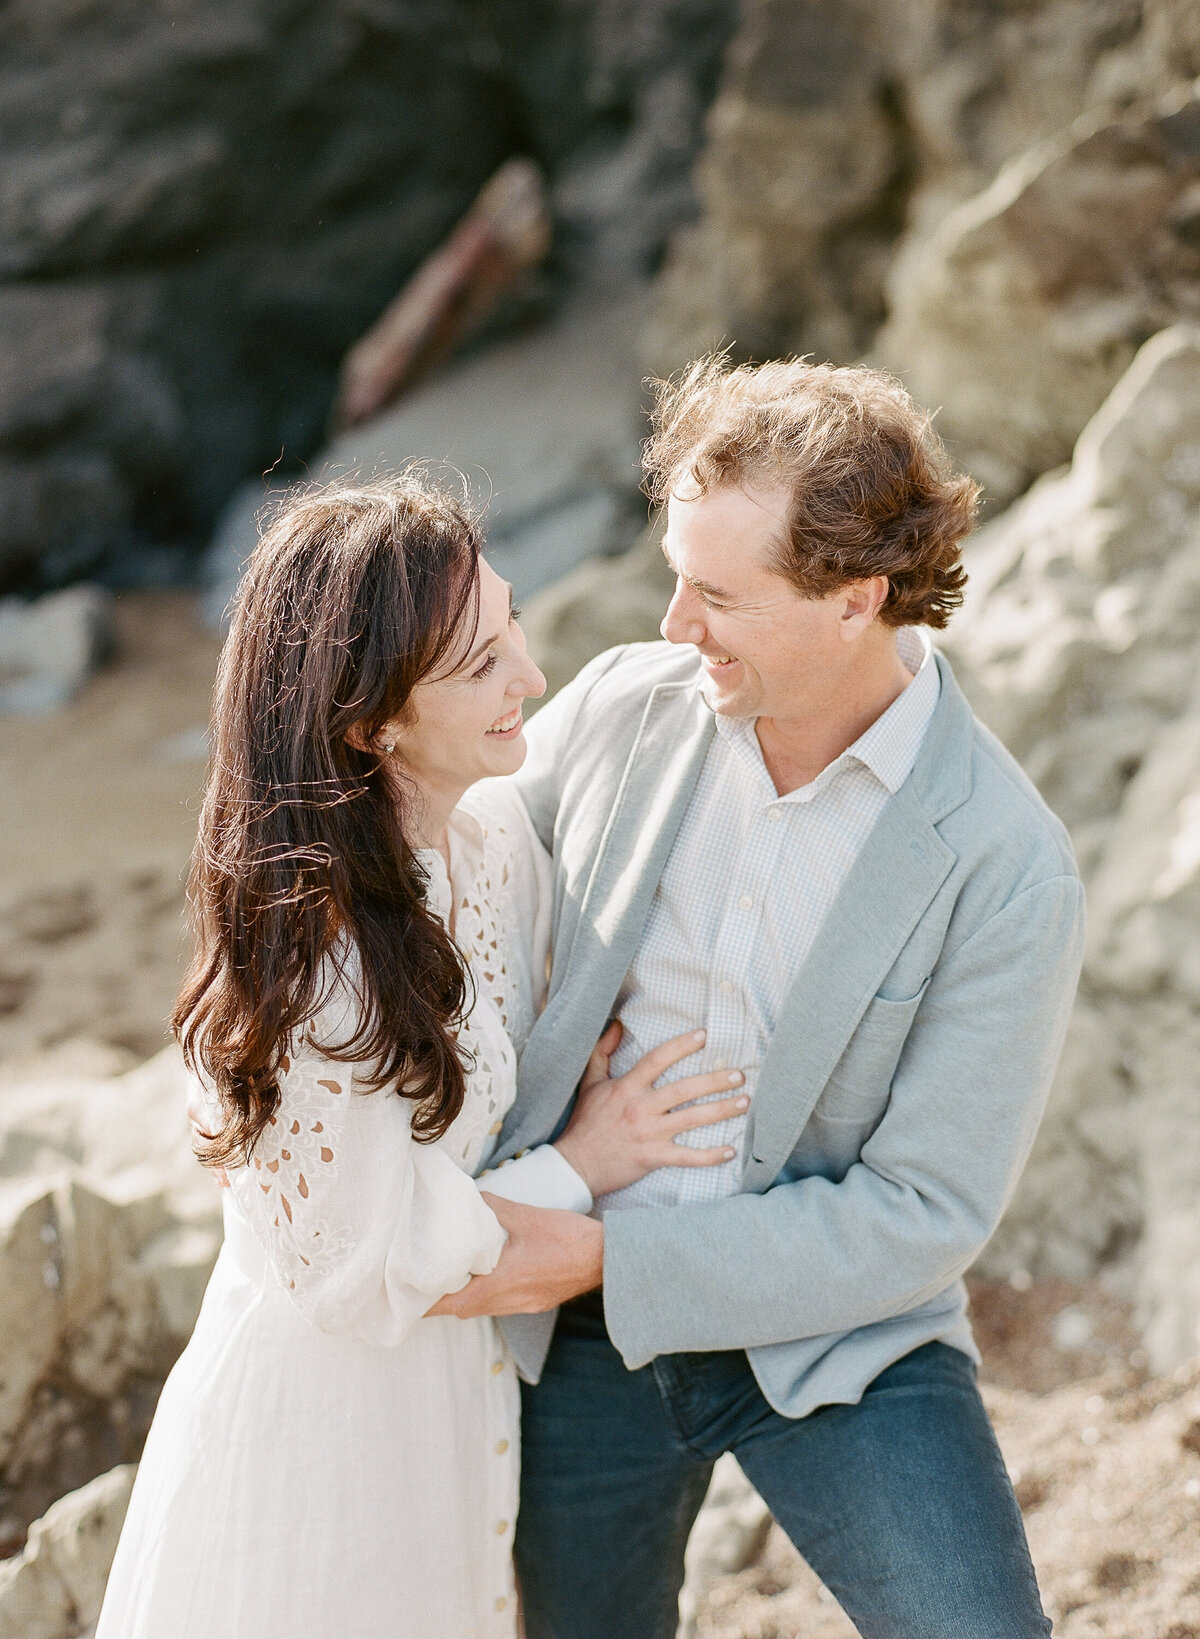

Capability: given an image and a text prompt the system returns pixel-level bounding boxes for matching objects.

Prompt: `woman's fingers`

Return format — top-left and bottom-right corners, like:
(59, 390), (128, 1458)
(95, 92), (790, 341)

(663, 1093), (748, 1136)
(581, 1019), (622, 1089)
(625, 1028), (707, 1088)
(594, 1019), (623, 1059)
(657, 1141), (739, 1169)
(653, 1067), (745, 1112)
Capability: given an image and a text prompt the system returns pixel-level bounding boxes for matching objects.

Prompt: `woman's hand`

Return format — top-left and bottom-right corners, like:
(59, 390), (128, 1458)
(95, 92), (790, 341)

(552, 1023), (748, 1198)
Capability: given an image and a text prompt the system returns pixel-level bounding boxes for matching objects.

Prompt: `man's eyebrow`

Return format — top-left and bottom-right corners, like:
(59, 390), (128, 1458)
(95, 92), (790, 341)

(457, 583), (515, 671)
(660, 540), (735, 603)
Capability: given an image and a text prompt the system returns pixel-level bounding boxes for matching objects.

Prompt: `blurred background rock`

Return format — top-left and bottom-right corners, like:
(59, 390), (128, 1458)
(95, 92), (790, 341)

(3, 2), (1200, 1635)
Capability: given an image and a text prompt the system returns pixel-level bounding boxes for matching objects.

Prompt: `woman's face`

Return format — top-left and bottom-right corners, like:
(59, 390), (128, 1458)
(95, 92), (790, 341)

(384, 558), (546, 826)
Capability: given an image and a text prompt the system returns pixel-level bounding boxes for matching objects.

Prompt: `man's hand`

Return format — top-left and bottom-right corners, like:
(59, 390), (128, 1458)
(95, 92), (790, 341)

(427, 1195), (603, 1319)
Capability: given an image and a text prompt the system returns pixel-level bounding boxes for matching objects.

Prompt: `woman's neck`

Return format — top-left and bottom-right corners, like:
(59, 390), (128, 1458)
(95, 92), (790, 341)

(403, 777), (464, 868)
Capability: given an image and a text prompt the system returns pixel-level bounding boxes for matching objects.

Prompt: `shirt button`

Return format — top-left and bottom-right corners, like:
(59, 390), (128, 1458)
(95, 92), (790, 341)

(491, 1360), (505, 1376)
(767, 808), (781, 823)
(713, 1057), (728, 1071)
(495, 1519), (509, 1535)
(489, 1121), (502, 1135)
(495, 1438), (509, 1455)
(738, 893), (753, 910)
(495, 1597), (508, 1612)
(718, 979), (734, 995)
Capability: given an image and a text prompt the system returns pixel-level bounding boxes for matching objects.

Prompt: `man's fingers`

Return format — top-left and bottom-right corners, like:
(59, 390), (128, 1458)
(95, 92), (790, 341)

(663, 1094), (748, 1136)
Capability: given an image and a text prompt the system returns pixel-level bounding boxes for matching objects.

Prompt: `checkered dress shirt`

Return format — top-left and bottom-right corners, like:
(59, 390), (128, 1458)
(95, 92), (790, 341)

(597, 627), (941, 1215)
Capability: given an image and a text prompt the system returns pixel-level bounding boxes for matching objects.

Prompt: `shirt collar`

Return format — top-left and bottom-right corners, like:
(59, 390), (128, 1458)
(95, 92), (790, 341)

(847, 627), (940, 795)
(710, 627), (940, 800)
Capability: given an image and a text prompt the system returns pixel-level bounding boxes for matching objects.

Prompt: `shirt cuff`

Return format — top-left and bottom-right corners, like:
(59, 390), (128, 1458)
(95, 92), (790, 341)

(477, 1144), (594, 1214)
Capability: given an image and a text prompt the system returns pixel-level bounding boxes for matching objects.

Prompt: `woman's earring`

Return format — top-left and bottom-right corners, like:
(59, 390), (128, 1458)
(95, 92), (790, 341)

(384, 742), (395, 754)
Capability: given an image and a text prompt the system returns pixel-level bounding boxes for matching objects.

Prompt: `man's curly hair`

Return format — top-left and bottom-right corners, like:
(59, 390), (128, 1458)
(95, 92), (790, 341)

(643, 355), (978, 629)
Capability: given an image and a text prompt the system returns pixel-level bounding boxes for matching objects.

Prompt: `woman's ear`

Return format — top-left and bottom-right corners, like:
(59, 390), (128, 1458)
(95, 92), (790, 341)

(346, 722), (396, 756)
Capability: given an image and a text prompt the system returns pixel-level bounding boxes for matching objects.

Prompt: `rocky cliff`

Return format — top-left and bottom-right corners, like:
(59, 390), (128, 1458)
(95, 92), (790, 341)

(646, 0), (1200, 503)
(0, 0), (735, 593)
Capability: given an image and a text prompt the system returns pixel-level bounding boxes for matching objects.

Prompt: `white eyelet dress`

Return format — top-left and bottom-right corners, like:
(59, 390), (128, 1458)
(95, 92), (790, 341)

(96, 782), (550, 1639)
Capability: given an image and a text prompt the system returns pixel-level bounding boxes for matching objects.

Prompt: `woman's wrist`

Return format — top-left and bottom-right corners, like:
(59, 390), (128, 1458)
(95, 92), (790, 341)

(551, 1134), (599, 1196)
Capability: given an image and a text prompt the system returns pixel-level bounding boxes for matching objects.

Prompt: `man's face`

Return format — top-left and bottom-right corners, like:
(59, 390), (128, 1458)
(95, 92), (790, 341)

(659, 480), (860, 722)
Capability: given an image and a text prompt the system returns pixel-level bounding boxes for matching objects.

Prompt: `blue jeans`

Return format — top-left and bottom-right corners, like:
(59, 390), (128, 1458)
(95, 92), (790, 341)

(515, 1294), (1050, 1639)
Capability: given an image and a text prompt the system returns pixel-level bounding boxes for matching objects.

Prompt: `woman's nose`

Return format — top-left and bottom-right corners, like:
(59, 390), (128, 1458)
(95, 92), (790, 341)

(516, 655), (547, 699)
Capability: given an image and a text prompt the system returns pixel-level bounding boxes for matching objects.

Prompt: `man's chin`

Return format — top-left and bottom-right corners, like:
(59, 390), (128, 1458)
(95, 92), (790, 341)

(700, 670), (756, 718)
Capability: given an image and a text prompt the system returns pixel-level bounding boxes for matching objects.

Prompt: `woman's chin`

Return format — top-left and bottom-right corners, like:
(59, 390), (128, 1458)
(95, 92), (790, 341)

(480, 730), (527, 776)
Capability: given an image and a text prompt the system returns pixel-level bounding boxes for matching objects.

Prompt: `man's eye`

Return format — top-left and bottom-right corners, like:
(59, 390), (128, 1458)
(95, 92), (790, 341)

(473, 653), (499, 679)
(509, 604), (522, 622)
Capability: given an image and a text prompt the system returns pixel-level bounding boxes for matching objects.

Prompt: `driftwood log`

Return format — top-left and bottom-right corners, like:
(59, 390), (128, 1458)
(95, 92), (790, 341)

(331, 157), (550, 429)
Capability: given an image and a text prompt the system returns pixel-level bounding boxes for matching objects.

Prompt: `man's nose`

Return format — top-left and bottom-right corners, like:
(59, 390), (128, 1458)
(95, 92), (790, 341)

(661, 584), (707, 647)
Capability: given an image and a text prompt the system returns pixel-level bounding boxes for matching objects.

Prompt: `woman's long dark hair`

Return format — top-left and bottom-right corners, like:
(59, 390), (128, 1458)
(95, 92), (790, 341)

(173, 476), (482, 1169)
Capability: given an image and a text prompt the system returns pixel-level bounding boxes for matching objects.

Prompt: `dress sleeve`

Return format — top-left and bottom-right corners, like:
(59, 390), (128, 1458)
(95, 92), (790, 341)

(478, 1143), (594, 1213)
(224, 973), (507, 1345)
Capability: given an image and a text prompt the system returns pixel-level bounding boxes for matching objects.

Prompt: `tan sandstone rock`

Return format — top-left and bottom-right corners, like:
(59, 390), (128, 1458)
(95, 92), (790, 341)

(645, 0), (1200, 385)
(643, 0), (900, 374)
(522, 519), (675, 707)
(0, 1049), (219, 1529)
(0, 1464), (135, 1639)
(942, 325), (1200, 1365)
(875, 88), (1200, 504)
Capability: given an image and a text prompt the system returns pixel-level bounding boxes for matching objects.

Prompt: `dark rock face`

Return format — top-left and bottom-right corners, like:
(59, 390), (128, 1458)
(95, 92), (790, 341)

(0, 0), (735, 591)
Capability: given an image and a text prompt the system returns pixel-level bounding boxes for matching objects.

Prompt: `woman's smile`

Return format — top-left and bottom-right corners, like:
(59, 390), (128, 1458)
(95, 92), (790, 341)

(486, 705), (524, 738)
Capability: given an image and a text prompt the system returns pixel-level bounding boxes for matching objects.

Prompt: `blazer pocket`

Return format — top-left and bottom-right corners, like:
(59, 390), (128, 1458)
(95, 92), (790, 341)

(814, 981), (930, 1122)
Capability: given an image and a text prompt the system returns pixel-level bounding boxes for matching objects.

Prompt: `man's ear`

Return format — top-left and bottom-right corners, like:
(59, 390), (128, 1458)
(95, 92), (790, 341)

(839, 576), (890, 632)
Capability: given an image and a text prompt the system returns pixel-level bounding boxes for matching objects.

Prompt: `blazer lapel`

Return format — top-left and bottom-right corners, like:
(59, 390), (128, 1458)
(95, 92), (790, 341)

(500, 681), (716, 1156)
(741, 662), (974, 1189)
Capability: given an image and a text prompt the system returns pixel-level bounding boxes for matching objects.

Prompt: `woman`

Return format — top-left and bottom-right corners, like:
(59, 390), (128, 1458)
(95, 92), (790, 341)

(97, 477), (747, 1638)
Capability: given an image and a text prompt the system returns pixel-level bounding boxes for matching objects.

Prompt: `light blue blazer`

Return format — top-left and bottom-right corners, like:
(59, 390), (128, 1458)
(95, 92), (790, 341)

(495, 642), (1085, 1417)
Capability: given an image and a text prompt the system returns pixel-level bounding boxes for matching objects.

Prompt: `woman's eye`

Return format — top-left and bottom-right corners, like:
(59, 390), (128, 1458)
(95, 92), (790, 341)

(473, 653), (499, 679)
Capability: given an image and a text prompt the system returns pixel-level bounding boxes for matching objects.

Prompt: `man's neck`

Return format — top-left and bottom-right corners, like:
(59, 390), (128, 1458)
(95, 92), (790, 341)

(754, 642), (916, 797)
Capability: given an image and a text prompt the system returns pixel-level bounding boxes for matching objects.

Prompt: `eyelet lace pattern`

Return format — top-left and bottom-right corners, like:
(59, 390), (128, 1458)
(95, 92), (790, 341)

(246, 1049), (356, 1292)
(238, 806), (533, 1286)
(442, 815), (523, 1173)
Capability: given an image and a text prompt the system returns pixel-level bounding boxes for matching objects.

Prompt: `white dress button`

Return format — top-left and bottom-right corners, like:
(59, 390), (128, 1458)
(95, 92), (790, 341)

(738, 893), (753, 910)
(718, 980), (734, 995)
(767, 808), (781, 823)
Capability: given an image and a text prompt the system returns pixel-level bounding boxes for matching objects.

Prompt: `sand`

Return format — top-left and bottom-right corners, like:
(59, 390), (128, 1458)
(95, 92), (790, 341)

(0, 593), (219, 1070)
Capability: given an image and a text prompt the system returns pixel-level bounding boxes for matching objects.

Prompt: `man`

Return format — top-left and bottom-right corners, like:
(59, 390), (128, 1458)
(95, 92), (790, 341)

(439, 355), (1085, 1637)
